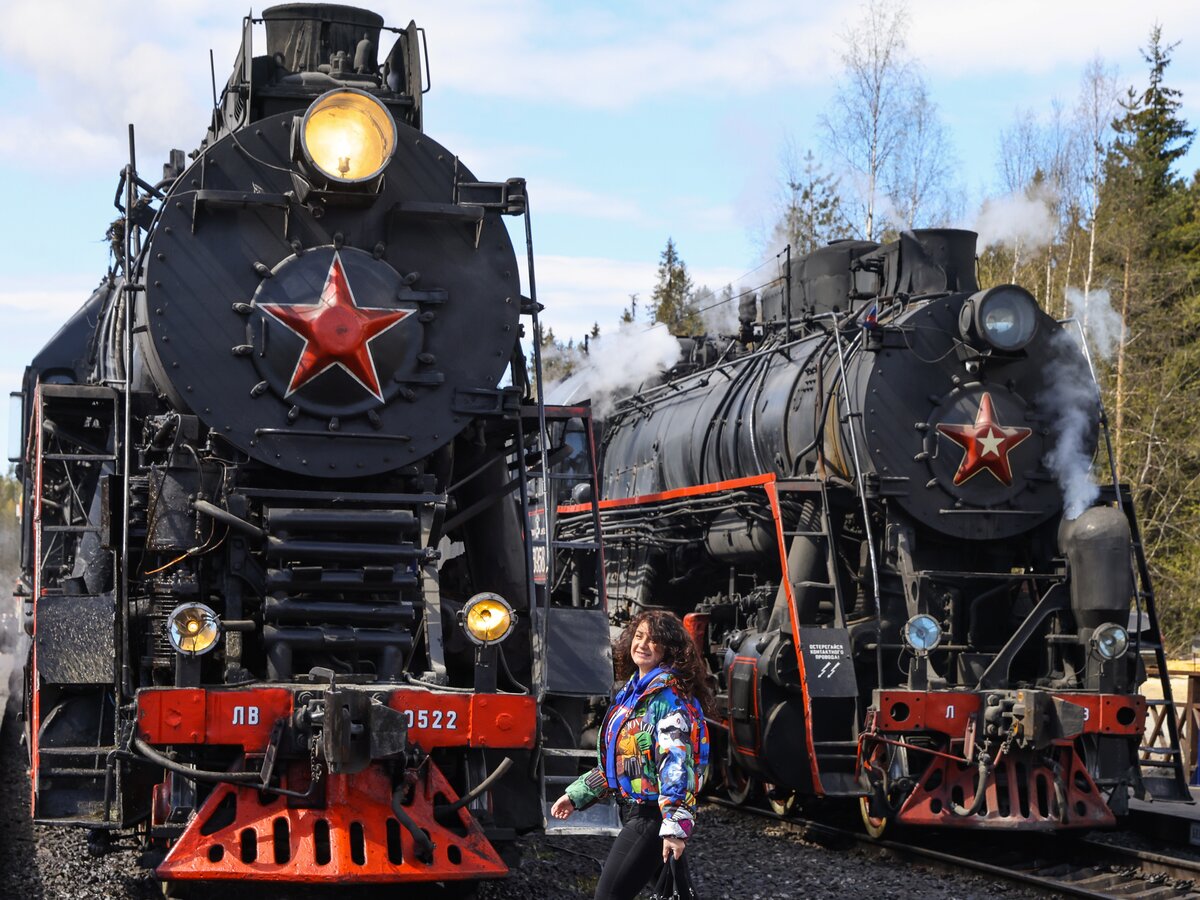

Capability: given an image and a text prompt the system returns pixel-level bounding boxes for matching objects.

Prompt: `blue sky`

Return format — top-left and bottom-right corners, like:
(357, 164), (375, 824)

(2, 0), (1200, 460)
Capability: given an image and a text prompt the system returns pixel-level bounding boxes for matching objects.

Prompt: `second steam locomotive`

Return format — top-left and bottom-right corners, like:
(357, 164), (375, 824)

(562, 229), (1189, 831)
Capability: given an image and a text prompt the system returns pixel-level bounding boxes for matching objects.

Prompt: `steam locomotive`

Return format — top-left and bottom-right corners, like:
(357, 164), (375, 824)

(560, 229), (1190, 831)
(15, 4), (613, 890)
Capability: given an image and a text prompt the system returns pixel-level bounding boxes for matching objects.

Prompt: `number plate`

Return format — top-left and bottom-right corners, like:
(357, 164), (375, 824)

(401, 706), (460, 731)
(387, 691), (537, 749)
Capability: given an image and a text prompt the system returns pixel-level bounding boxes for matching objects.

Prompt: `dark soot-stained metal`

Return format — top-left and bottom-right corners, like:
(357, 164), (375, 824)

(139, 112), (519, 476)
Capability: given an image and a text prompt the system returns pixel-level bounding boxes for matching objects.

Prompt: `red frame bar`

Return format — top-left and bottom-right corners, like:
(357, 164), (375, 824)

(137, 687), (537, 751)
(874, 690), (1145, 739)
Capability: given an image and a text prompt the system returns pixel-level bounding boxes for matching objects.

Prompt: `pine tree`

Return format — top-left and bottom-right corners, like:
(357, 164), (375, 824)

(771, 148), (847, 256)
(648, 238), (703, 334)
(1096, 26), (1199, 646)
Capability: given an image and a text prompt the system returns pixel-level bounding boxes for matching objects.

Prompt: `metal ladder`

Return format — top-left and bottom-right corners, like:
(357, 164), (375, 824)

(520, 409), (620, 835)
(1121, 484), (1192, 800)
(32, 384), (121, 824)
(775, 478), (849, 628)
(540, 748), (621, 835)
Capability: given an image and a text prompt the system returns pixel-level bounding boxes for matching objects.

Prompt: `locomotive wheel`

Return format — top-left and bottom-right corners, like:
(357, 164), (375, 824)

(724, 756), (756, 805)
(764, 783), (796, 816)
(859, 796), (889, 839)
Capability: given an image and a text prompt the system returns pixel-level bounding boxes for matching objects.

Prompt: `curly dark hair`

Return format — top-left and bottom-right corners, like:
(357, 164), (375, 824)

(613, 610), (715, 715)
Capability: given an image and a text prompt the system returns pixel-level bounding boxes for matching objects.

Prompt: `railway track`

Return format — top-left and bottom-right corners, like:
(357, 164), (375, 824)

(705, 796), (1200, 898)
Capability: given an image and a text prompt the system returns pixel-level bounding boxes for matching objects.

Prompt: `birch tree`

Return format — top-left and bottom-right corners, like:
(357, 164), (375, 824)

(821, 0), (914, 241)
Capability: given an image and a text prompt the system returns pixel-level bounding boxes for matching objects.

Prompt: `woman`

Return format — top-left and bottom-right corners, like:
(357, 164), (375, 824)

(551, 610), (712, 900)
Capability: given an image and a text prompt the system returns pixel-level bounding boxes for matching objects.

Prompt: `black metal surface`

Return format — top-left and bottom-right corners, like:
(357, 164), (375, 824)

(137, 108), (519, 476)
(602, 231), (1097, 541)
(1059, 506), (1135, 629)
(16, 1), (607, 863)
(538, 606), (614, 696)
(35, 593), (115, 685)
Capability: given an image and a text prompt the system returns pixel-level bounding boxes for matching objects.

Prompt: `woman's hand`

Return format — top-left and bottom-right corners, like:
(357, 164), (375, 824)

(662, 836), (686, 861)
(550, 793), (575, 819)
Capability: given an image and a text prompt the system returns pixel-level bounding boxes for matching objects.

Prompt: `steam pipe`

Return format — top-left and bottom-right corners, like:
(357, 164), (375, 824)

(948, 753), (991, 818)
(440, 756), (514, 813)
(392, 786), (436, 863)
(192, 499), (265, 538)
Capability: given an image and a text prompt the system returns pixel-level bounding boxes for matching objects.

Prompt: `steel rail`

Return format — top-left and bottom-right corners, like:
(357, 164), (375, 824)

(703, 796), (1200, 899)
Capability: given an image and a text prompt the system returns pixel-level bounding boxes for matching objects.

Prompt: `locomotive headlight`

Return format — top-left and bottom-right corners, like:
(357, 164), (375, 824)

(166, 602), (221, 656)
(1092, 622), (1130, 660)
(460, 592), (516, 646)
(299, 88), (397, 184)
(903, 614), (942, 653)
(959, 286), (1039, 352)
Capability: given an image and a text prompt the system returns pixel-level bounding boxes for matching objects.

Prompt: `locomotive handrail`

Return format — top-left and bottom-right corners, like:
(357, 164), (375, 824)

(820, 311), (884, 687)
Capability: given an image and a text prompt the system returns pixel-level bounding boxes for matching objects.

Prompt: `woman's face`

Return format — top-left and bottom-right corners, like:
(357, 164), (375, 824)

(631, 621), (665, 675)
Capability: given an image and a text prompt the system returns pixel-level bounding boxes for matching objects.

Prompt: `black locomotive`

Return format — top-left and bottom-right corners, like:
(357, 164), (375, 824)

(561, 229), (1189, 830)
(16, 4), (612, 889)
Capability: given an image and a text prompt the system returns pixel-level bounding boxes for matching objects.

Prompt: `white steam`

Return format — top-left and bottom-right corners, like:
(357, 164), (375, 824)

(0, 515), (22, 714)
(1039, 335), (1101, 519)
(971, 185), (1058, 252)
(1038, 288), (1122, 520)
(1065, 287), (1122, 360)
(694, 284), (741, 335)
(545, 322), (682, 417)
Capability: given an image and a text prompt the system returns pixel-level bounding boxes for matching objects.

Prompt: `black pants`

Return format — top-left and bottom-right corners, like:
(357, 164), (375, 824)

(594, 803), (689, 900)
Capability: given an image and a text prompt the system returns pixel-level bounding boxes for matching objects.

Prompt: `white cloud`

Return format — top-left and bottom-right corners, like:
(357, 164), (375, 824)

(0, 0), (233, 174)
(6, 0), (1199, 180)
(908, 0), (1200, 79)
(0, 0), (848, 179)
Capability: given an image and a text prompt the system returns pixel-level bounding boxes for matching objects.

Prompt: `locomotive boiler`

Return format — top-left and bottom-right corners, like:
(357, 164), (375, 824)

(562, 229), (1190, 831)
(15, 4), (613, 891)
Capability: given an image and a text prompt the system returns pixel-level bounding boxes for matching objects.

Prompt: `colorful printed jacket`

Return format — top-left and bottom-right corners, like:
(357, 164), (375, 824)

(565, 669), (708, 839)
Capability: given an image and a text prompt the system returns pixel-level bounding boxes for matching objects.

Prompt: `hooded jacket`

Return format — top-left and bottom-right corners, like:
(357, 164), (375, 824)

(564, 668), (708, 839)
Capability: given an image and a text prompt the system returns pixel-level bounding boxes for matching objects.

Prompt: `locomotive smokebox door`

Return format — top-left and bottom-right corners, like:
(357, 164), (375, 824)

(800, 629), (856, 698)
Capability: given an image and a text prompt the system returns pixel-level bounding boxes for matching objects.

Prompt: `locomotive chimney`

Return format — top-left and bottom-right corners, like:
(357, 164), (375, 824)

(870, 229), (980, 297)
(263, 4), (384, 74)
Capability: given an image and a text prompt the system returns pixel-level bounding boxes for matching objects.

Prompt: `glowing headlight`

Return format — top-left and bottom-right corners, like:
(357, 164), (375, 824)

(959, 286), (1039, 352)
(299, 88), (397, 184)
(1092, 622), (1130, 660)
(903, 614), (942, 653)
(461, 593), (516, 646)
(166, 602), (221, 656)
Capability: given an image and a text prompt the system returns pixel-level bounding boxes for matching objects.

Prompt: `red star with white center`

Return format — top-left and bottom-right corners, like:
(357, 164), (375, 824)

(936, 393), (1033, 486)
(260, 252), (413, 402)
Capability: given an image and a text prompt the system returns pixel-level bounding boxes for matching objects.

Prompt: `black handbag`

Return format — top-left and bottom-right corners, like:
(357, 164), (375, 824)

(649, 855), (697, 900)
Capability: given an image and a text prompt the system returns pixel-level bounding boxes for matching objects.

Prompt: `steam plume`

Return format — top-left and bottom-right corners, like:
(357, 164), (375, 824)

(1065, 286), (1122, 360)
(545, 322), (682, 418)
(1038, 288), (1122, 519)
(971, 185), (1057, 252)
(0, 516), (22, 715)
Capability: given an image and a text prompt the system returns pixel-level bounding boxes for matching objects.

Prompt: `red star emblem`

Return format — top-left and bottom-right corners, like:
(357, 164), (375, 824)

(260, 252), (413, 401)
(936, 393), (1032, 486)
